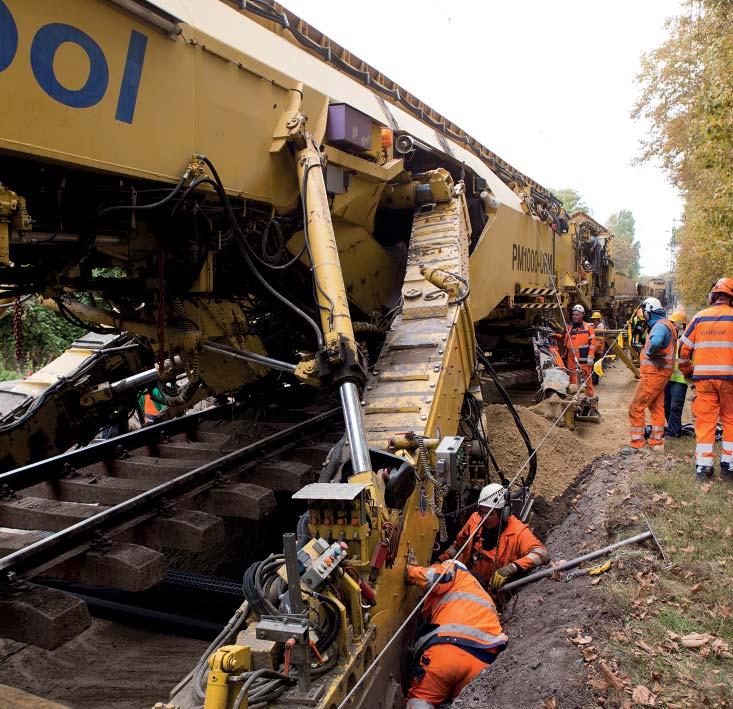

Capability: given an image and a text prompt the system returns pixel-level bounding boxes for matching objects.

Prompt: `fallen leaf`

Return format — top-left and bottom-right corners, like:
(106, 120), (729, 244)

(711, 638), (733, 658)
(581, 647), (598, 662)
(632, 685), (657, 706)
(542, 699), (557, 709)
(725, 527), (733, 538)
(591, 577), (602, 585)
(682, 544), (695, 554)
(701, 483), (712, 493)
(572, 634), (593, 645)
(599, 660), (624, 691)
(611, 631), (631, 644)
(680, 632), (713, 648)
(635, 640), (656, 655)
(690, 583), (703, 594)
(588, 678), (608, 692)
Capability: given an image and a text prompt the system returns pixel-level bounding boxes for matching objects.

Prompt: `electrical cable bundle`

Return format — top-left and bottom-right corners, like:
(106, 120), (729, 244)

(460, 390), (507, 486)
(234, 554), (342, 707)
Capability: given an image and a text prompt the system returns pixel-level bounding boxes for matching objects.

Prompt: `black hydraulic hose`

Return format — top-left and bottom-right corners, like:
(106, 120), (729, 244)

(476, 348), (537, 487)
(318, 433), (346, 483)
(97, 176), (187, 216)
(196, 155), (324, 349)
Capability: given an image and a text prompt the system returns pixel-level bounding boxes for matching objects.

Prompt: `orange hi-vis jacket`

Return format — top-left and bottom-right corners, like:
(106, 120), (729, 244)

(440, 513), (548, 584)
(406, 561), (508, 662)
(678, 304), (733, 380)
(639, 318), (677, 376)
(562, 322), (597, 368)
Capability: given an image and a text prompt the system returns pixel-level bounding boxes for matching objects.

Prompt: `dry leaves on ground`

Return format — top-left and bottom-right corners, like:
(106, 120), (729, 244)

(599, 660), (624, 691)
(632, 684), (657, 706)
(680, 632), (713, 648)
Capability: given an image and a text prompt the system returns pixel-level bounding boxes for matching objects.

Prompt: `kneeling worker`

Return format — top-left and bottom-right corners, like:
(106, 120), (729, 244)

(405, 558), (508, 708)
(438, 483), (549, 591)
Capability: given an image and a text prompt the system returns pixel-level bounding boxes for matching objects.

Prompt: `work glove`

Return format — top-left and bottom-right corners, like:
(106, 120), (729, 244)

(490, 563), (518, 590)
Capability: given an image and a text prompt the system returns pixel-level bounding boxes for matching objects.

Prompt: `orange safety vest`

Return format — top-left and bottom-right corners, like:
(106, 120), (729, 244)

(411, 563), (508, 661)
(639, 318), (677, 376)
(452, 513), (547, 582)
(679, 304), (733, 381)
(563, 322), (596, 367)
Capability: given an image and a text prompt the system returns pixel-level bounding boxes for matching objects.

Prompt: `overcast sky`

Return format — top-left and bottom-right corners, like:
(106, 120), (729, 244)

(283, 0), (683, 276)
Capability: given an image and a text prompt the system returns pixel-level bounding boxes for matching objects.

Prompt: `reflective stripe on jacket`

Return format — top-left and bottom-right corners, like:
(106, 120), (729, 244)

(408, 563), (508, 660)
(679, 305), (733, 381)
(563, 322), (596, 366)
(640, 318), (677, 376)
(440, 513), (548, 584)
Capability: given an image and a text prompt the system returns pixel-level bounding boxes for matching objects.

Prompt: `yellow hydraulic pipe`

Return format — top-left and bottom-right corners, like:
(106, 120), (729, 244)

(295, 137), (355, 343)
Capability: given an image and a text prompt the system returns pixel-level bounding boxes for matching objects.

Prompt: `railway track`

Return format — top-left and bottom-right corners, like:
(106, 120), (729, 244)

(0, 399), (343, 649)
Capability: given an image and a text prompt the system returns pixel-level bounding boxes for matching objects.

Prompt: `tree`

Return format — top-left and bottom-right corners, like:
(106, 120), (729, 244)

(552, 187), (590, 215)
(634, 1), (733, 308)
(607, 210), (641, 279)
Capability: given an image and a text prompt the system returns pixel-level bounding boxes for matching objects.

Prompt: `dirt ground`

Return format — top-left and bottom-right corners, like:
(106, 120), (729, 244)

(485, 363), (637, 500)
(0, 620), (208, 708)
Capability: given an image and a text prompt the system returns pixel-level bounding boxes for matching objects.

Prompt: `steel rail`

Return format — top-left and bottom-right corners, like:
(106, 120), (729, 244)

(0, 399), (253, 493)
(0, 408), (342, 584)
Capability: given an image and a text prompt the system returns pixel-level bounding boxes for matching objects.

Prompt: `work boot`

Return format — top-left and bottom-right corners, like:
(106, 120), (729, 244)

(720, 462), (733, 481)
(695, 465), (715, 482)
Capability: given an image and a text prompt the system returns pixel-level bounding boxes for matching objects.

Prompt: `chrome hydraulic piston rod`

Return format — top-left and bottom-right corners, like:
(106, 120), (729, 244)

(295, 133), (371, 475)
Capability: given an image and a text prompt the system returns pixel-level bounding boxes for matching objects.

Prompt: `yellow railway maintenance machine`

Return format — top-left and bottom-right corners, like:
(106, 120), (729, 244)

(0, 1), (620, 706)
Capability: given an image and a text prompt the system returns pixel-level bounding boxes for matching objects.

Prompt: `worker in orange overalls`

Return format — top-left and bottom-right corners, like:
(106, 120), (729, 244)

(405, 558), (508, 708)
(438, 483), (548, 591)
(628, 297), (677, 450)
(562, 304), (597, 397)
(678, 278), (733, 481)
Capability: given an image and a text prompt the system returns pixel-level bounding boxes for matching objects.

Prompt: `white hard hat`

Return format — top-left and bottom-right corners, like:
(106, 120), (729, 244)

(478, 483), (506, 510)
(571, 304), (585, 314)
(641, 297), (663, 320)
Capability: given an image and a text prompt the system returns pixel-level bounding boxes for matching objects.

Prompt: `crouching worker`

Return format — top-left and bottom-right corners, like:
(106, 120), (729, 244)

(405, 558), (508, 708)
(438, 483), (549, 591)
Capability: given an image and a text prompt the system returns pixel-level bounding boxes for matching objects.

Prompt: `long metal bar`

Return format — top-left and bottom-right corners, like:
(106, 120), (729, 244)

(0, 408), (342, 583)
(501, 530), (652, 593)
(110, 367), (159, 393)
(339, 382), (371, 475)
(283, 532), (311, 693)
(0, 399), (251, 493)
(202, 342), (297, 374)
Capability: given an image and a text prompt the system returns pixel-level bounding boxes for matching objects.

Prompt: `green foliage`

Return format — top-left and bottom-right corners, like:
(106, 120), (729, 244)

(634, 1), (733, 306)
(552, 187), (590, 215)
(0, 301), (85, 375)
(607, 210), (641, 279)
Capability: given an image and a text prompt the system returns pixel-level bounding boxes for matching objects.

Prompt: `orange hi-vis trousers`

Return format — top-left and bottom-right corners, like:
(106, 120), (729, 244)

(406, 644), (489, 708)
(569, 365), (595, 397)
(692, 380), (733, 467)
(629, 372), (669, 448)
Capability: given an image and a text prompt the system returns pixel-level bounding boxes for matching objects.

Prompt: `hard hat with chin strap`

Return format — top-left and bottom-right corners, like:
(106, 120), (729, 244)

(571, 304), (585, 315)
(591, 311), (602, 319)
(641, 297), (663, 321)
(670, 310), (687, 325)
